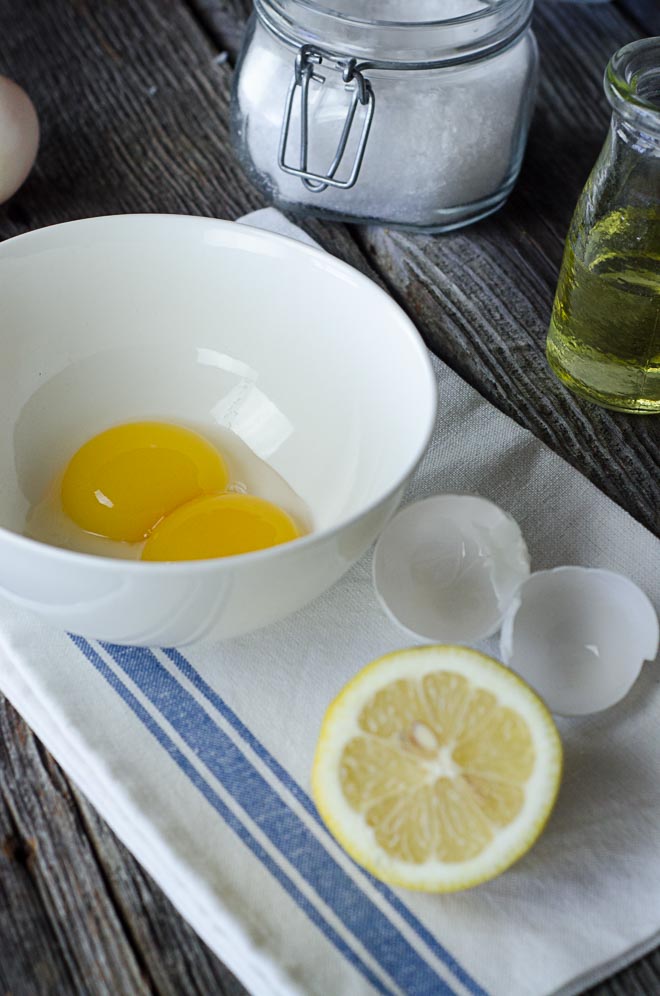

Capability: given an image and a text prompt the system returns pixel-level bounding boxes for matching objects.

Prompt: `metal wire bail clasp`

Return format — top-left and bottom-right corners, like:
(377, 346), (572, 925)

(278, 45), (375, 193)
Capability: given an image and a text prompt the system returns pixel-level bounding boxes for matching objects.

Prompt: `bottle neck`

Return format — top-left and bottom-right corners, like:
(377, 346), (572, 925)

(612, 115), (660, 159)
(255, 0), (533, 67)
(605, 37), (660, 154)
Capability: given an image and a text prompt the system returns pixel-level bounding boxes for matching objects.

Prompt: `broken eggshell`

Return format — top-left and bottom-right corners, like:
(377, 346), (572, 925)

(500, 567), (659, 716)
(372, 494), (530, 643)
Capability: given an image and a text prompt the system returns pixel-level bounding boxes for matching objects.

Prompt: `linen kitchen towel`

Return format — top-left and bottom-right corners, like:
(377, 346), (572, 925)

(0, 209), (658, 996)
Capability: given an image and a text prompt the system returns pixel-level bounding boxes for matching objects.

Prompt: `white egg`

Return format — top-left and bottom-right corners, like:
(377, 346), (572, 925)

(0, 76), (39, 204)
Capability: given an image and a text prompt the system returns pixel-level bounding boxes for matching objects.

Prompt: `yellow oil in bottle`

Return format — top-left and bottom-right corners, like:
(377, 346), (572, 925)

(546, 208), (660, 414)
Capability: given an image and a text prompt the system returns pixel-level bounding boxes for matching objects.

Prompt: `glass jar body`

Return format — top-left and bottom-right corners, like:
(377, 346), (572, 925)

(546, 40), (660, 414)
(231, 9), (538, 232)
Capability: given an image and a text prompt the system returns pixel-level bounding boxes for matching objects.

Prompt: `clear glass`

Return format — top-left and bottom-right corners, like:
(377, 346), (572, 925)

(546, 37), (660, 414)
(231, 0), (538, 232)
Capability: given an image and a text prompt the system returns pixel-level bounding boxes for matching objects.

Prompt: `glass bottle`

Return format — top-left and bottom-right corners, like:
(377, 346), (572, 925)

(546, 37), (660, 414)
(231, 0), (538, 232)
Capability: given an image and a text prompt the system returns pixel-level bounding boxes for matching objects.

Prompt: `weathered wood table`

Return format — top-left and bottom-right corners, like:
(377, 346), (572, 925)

(0, 1), (658, 993)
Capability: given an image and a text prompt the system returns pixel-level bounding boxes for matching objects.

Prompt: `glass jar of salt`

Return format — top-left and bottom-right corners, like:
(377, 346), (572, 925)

(231, 0), (538, 232)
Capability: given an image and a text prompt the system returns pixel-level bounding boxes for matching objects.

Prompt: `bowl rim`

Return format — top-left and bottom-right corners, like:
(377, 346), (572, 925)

(0, 213), (438, 573)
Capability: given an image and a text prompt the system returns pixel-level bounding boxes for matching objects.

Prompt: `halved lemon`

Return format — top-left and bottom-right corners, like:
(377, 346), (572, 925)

(312, 645), (562, 892)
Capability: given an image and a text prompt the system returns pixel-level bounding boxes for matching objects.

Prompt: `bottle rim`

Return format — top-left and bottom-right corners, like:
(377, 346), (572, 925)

(605, 36), (660, 136)
(255, 0), (533, 66)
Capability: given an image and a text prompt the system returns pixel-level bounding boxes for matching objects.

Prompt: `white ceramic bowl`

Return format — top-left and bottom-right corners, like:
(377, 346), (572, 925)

(0, 215), (436, 646)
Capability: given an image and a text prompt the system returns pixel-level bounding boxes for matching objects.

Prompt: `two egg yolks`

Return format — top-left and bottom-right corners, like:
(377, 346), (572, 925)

(60, 421), (300, 561)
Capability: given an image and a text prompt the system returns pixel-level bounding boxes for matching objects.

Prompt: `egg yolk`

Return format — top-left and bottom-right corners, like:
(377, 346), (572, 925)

(141, 493), (300, 561)
(61, 422), (229, 542)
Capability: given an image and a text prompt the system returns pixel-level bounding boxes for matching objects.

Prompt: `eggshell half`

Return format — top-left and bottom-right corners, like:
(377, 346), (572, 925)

(500, 567), (659, 715)
(372, 494), (531, 642)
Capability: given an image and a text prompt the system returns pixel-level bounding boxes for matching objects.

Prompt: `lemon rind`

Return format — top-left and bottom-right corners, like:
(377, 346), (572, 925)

(312, 645), (563, 892)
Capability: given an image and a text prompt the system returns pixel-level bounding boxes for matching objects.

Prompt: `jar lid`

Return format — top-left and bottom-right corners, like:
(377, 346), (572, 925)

(256, 0), (533, 67)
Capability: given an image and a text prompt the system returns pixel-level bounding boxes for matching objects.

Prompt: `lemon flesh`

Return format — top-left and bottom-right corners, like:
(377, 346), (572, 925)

(312, 646), (562, 892)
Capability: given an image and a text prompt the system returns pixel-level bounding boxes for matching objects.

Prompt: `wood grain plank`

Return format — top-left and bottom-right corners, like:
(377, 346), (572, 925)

(0, 0), (375, 278)
(616, 0), (660, 36)
(70, 787), (247, 996)
(161, 5), (660, 996)
(0, 0), (259, 233)
(0, 0), (263, 991)
(0, 696), (246, 995)
(188, 0), (659, 534)
(0, 697), (148, 996)
(0, 0), (658, 994)
(354, 1), (659, 535)
(586, 949), (660, 996)
(0, 0), (379, 992)
(188, 0), (252, 60)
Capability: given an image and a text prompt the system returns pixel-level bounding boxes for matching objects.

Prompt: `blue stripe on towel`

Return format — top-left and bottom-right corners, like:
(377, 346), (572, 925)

(71, 635), (395, 996)
(163, 648), (487, 996)
(97, 641), (461, 996)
